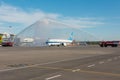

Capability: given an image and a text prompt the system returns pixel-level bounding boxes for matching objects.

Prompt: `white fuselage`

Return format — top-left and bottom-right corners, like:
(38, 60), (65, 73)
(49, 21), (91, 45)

(46, 39), (73, 46)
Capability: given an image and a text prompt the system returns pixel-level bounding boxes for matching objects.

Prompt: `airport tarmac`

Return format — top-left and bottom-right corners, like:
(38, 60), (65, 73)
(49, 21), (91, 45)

(0, 46), (120, 80)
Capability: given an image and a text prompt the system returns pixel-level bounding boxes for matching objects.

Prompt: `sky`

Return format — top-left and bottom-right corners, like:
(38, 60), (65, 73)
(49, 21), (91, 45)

(0, 0), (120, 40)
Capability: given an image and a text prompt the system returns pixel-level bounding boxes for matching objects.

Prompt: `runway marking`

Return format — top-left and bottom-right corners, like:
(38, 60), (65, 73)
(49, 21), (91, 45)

(99, 61), (104, 64)
(0, 57), (88, 72)
(114, 57), (118, 60)
(107, 59), (112, 62)
(72, 69), (81, 72)
(45, 75), (61, 80)
(37, 66), (120, 77)
(0, 67), (28, 72)
(37, 66), (72, 71)
(88, 64), (95, 68)
(30, 71), (62, 80)
(79, 70), (120, 77)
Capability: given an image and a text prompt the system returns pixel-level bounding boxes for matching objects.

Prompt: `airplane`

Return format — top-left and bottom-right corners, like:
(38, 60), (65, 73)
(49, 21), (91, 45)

(46, 32), (74, 47)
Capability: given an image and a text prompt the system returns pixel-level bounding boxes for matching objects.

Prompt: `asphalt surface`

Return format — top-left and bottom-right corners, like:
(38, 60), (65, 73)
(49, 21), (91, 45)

(0, 46), (120, 80)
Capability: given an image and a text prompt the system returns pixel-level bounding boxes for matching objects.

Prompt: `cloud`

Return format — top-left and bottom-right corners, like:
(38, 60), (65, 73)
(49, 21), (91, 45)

(0, 3), (60, 26)
(0, 3), (104, 34)
(0, 22), (3, 25)
(59, 17), (104, 28)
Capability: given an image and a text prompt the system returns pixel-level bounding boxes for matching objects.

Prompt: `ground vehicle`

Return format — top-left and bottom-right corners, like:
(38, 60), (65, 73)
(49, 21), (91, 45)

(1, 33), (14, 47)
(99, 41), (120, 47)
(1, 37), (14, 47)
(2, 41), (14, 47)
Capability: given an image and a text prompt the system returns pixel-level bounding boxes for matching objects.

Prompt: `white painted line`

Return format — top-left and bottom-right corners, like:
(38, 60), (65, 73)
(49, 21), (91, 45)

(45, 75), (61, 80)
(72, 69), (80, 72)
(72, 70), (76, 72)
(114, 57), (118, 60)
(76, 69), (81, 71)
(88, 64), (95, 68)
(107, 59), (112, 62)
(0, 57), (88, 72)
(99, 61), (104, 64)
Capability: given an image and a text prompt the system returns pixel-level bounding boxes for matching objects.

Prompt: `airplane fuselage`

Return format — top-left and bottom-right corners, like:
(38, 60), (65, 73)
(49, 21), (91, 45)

(46, 39), (73, 46)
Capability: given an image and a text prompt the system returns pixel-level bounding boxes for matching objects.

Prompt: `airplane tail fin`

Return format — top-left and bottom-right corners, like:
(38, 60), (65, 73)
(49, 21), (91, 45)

(68, 32), (73, 40)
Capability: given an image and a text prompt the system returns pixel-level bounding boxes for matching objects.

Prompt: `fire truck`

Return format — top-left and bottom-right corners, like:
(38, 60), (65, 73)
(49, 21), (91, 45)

(99, 41), (120, 47)
(1, 38), (14, 47)
(1, 33), (14, 47)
